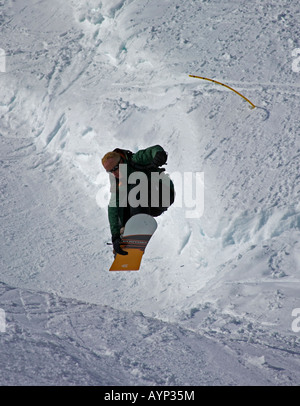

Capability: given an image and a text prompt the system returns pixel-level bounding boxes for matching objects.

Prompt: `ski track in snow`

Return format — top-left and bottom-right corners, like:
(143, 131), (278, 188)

(0, 0), (300, 385)
(1, 281), (300, 386)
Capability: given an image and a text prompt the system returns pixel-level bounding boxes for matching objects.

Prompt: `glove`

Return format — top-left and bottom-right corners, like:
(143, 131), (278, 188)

(153, 150), (167, 167)
(112, 234), (128, 256)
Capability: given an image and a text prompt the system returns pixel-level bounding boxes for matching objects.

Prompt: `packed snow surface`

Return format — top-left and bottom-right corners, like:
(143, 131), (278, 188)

(0, 0), (300, 385)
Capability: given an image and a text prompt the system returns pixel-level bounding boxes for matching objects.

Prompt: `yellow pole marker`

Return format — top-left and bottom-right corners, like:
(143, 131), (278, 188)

(189, 75), (256, 109)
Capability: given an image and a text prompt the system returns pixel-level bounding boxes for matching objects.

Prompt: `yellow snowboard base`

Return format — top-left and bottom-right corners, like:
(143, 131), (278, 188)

(109, 214), (157, 272)
(109, 248), (144, 271)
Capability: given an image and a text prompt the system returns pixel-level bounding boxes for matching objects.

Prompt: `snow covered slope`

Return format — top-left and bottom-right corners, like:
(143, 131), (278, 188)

(1, 0), (300, 385)
(5, 280), (296, 386)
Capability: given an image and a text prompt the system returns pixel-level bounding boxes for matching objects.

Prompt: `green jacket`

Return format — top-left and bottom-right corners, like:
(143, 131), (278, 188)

(107, 145), (174, 236)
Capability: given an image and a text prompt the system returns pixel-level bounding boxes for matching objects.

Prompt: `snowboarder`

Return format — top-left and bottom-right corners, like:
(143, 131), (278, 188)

(102, 145), (175, 255)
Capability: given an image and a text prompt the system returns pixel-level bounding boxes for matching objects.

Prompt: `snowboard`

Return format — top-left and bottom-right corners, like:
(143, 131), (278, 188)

(109, 213), (157, 271)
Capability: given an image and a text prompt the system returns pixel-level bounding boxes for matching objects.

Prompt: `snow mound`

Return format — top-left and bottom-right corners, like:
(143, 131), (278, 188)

(1, 281), (299, 386)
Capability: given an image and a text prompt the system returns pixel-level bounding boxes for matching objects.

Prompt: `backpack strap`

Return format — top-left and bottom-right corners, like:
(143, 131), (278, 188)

(113, 148), (133, 161)
(113, 148), (143, 170)
(113, 147), (165, 172)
